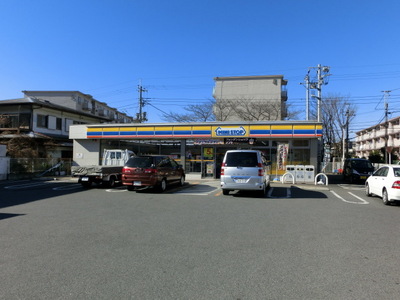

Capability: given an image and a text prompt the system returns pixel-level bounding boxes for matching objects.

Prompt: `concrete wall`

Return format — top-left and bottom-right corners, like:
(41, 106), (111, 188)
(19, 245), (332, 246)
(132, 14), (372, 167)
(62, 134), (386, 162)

(214, 77), (283, 100)
(0, 145), (9, 180)
(213, 76), (287, 121)
(72, 139), (101, 166)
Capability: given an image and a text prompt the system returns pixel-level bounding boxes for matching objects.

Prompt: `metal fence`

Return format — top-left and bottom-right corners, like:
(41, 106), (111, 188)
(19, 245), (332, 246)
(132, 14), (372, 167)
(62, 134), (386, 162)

(8, 158), (72, 180)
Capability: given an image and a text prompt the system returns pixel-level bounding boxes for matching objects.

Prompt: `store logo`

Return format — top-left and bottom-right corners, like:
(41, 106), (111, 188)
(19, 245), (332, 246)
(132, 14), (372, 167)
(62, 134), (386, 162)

(215, 126), (246, 137)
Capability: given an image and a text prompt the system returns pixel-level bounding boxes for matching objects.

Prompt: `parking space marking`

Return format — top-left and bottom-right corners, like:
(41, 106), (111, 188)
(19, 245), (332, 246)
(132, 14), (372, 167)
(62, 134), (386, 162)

(173, 181), (220, 196)
(348, 192), (369, 204)
(267, 187), (291, 198)
(331, 190), (369, 204)
(338, 184), (365, 191)
(105, 188), (127, 192)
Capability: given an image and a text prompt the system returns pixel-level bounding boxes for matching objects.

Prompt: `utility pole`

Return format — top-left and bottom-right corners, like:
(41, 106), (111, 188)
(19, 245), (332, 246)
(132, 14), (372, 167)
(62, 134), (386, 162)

(382, 90), (391, 163)
(303, 71), (310, 121)
(301, 65), (330, 121)
(345, 109), (350, 158)
(137, 84), (148, 123)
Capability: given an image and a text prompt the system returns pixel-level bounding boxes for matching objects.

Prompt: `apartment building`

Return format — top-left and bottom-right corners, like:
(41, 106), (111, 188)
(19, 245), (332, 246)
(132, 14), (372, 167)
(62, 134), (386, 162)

(212, 75), (288, 121)
(355, 115), (400, 159)
(0, 91), (135, 158)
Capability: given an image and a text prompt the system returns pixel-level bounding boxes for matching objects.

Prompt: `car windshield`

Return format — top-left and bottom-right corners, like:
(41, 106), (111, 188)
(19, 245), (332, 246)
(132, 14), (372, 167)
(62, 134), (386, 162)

(394, 168), (400, 177)
(351, 160), (373, 169)
(125, 157), (153, 168)
(225, 152), (258, 167)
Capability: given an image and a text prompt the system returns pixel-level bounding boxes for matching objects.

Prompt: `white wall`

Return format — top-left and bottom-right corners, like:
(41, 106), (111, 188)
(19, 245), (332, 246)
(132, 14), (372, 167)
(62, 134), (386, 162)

(72, 139), (101, 166)
(0, 145), (9, 180)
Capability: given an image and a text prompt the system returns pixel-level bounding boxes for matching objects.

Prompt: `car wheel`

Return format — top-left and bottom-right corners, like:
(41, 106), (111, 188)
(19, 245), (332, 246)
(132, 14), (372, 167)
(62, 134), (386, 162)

(179, 176), (185, 186)
(382, 188), (390, 205)
(222, 189), (230, 195)
(158, 179), (167, 192)
(258, 184), (266, 197)
(106, 176), (116, 188)
(365, 183), (372, 197)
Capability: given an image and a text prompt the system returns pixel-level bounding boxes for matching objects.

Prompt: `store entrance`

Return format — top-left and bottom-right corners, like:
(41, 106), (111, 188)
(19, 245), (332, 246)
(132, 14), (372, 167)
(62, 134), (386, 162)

(200, 145), (264, 179)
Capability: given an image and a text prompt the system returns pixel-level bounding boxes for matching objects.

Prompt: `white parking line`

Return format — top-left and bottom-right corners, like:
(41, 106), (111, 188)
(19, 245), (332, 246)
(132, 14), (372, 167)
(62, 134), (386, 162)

(331, 190), (369, 204)
(348, 192), (369, 204)
(338, 184), (365, 191)
(105, 188), (127, 192)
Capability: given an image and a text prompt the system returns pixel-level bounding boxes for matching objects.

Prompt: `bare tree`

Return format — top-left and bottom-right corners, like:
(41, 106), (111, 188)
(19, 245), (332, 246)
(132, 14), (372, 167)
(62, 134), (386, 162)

(162, 100), (215, 123)
(320, 94), (356, 158)
(6, 135), (57, 158)
(232, 99), (282, 121)
(163, 97), (300, 122)
(213, 99), (235, 121)
(284, 102), (301, 120)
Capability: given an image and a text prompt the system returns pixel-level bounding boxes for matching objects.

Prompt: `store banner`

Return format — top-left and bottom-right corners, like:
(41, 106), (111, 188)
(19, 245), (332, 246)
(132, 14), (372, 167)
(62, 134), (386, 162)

(277, 143), (289, 170)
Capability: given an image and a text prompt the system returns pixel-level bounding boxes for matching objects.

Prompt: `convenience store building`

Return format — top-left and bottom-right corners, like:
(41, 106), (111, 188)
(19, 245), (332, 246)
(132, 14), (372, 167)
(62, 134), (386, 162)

(69, 120), (322, 178)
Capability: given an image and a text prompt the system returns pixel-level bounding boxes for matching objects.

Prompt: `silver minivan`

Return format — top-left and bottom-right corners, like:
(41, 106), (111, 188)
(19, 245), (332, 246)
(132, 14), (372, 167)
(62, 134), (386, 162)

(220, 150), (270, 196)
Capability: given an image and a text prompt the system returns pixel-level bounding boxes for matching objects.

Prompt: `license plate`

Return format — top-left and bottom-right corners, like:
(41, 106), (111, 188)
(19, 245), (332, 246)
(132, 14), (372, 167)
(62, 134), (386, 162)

(235, 179), (247, 183)
(360, 176), (366, 179)
(81, 177), (89, 182)
(133, 181), (141, 186)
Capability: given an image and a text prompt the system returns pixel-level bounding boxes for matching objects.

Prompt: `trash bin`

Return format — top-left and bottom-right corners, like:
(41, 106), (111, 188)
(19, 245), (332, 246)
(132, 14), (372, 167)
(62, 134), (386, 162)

(295, 165), (305, 183)
(286, 165), (295, 176)
(284, 165), (296, 183)
(304, 165), (315, 183)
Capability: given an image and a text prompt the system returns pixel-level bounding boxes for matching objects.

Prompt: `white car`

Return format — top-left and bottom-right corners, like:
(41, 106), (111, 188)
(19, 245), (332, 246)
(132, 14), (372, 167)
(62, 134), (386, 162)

(220, 150), (270, 196)
(365, 165), (400, 205)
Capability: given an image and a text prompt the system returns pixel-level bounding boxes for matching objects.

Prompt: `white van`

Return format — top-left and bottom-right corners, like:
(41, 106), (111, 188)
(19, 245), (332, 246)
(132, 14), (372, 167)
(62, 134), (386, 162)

(220, 150), (270, 196)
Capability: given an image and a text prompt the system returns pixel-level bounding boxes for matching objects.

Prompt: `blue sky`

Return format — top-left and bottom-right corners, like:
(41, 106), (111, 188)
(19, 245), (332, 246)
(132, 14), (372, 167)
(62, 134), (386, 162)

(1, 0), (400, 139)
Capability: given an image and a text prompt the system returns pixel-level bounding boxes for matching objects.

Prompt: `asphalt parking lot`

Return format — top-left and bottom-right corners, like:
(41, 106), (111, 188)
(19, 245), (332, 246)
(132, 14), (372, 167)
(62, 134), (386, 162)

(2, 173), (400, 299)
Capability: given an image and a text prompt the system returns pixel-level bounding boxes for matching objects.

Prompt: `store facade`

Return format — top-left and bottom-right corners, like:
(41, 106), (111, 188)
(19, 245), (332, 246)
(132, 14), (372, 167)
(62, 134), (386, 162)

(69, 121), (323, 178)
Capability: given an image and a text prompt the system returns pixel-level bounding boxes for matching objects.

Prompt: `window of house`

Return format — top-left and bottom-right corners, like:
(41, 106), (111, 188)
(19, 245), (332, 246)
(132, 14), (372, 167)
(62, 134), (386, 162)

(37, 114), (48, 128)
(56, 118), (62, 130)
(65, 119), (73, 132)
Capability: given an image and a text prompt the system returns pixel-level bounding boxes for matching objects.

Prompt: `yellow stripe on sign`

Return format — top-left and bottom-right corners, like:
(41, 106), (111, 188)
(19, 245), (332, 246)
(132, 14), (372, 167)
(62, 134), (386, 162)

(87, 127), (101, 132)
(102, 127), (119, 132)
(119, 127), (137, 131)
(293, 125), (315, 130)
(192, 126), (212, 130)
(173, 126), (192, 131)
(271, 125), (292, 130)
(136, 127), (155, 131)
(154, 126), (173, 131)
(250, 125), (271, 130)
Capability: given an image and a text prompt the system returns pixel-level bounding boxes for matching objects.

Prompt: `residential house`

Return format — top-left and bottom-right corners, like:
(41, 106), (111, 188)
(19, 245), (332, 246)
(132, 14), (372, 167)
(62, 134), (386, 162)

(0, 91), (135, 159)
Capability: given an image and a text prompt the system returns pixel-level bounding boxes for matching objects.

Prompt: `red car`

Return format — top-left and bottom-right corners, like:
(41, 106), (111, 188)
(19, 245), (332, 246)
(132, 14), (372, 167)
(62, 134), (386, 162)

(122, 155), (185, 192)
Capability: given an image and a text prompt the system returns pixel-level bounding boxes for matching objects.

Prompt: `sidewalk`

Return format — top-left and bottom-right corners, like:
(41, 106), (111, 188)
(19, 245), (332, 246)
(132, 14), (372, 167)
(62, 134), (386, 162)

(185, 173), (344, 191)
